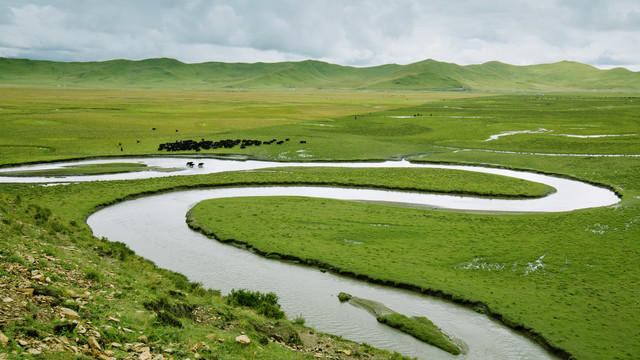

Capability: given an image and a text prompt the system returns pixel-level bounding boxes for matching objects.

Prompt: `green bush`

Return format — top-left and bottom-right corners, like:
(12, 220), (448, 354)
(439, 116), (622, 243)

(338, 292), (352, 302)
(85, 269), (102, 282)
(143, 297), (196, 320)
(293, 314), (306, 325)
(226, 289), (286, 319)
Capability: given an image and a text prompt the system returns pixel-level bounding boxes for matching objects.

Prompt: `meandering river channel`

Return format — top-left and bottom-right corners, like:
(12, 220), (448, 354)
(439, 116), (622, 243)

(1, 157), (621, 359)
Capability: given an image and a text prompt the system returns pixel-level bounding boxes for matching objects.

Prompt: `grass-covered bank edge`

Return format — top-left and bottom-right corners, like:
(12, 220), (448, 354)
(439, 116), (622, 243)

(0, 194), (409, 359)
(408, 158), (625, 200)
(186, 212), (570, 359)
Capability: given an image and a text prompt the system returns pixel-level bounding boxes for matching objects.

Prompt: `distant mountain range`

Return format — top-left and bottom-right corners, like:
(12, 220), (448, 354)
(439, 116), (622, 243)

(1, 57), (638, 91)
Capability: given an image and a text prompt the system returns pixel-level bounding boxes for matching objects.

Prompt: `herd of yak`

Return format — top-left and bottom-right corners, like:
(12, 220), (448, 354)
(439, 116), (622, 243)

(158, 138), (307, 152)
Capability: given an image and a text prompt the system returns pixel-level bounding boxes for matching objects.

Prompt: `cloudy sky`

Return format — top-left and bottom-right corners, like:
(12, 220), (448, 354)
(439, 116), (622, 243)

(1, 0), (639, 70)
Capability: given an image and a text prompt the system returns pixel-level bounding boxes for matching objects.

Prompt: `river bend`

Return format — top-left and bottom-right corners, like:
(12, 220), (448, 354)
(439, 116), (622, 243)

(3, 157), (621, 359)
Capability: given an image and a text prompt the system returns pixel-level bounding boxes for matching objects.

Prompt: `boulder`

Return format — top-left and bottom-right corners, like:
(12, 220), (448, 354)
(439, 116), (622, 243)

(235, 334), (251, 345)
(87, 336), (101, 351)
(0, 331), (8, 344)
(59, 307), (79, 320)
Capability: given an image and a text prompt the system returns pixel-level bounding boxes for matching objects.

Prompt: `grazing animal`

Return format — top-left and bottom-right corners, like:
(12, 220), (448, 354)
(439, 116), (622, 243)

(299, 140), (306, 144)
(198, 162), (204, 168)
(186, 161), (195, 167)
(152, 127), (156, 130)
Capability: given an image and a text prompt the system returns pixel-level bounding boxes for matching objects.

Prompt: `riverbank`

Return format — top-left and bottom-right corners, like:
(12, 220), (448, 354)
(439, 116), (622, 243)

(0, 193), (411, 359)
(187, 214), (568, 359)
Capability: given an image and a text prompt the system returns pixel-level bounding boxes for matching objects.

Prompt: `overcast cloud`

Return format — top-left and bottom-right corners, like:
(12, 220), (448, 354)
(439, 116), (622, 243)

(1, 0), (638, 70)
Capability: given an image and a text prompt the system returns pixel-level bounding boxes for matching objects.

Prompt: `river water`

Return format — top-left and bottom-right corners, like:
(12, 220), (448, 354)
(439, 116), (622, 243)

(3, 157), (621, 359)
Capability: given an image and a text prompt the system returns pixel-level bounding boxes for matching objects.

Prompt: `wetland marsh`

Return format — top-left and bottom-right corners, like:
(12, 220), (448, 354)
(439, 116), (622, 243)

(1, 86), (638, 359)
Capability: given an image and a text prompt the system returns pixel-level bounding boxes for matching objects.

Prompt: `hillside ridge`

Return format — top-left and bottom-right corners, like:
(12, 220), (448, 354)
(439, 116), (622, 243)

(1, 57), (638, 91)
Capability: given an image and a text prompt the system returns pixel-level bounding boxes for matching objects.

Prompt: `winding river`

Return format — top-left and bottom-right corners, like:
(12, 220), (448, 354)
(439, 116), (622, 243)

(1, 157), (621, 359)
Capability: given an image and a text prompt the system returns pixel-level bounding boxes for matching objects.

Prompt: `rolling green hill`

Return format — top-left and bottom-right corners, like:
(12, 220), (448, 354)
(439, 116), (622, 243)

(1, 56), (638, 91)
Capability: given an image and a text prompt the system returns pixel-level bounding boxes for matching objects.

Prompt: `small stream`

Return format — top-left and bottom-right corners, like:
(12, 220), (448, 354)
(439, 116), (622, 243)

(3, 157), (621, 359)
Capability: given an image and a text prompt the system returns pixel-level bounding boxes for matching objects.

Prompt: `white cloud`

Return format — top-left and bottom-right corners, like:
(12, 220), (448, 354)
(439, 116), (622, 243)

(0, 0), (638, 71)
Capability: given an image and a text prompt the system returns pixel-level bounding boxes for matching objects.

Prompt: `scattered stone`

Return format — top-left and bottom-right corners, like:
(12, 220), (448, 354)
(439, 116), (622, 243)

(60, 307), (79, 320)
(205, 333), (217, 341)
(87, 336), (101, 351)
(191, 342), (205, 352)
(2, 297), (13, 303)
(235, 334), (251, 345)
(17, 339), (28, 346)
(27, 348), (41, 355)
(0, 331), (8, 344)
(107, 316), (120, 322)
(16, 288), (34, 296)
(139, 351), (153, 360)
(137, 335), (148, 343)
(31, 273), (46, 282)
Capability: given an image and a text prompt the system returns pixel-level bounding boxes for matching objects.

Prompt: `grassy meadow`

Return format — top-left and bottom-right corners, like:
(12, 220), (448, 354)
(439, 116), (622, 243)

(0, 83), (639, 359)
(0, 86), (473, 165)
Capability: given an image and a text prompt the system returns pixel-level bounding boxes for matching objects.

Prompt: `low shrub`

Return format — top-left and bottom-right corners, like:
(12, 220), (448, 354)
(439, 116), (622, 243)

(143, 297), (196, 320)
(226, 289), (286, 319)
(293, 314), (306, 325)
(338, 292), (352, 302)
(85, 269), (102, 282)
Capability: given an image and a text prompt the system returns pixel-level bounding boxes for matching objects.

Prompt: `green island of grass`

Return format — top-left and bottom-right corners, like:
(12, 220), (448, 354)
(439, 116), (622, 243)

(338, 292), (463, 355)
(0, 162), (170, 177)
(378, 314), (462, 355)
(248, 166), (556, 199)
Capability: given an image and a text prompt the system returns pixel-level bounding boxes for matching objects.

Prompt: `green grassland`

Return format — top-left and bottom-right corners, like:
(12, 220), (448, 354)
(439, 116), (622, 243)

(0, 86), (468, 165)
(0, 70), (639, 360)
